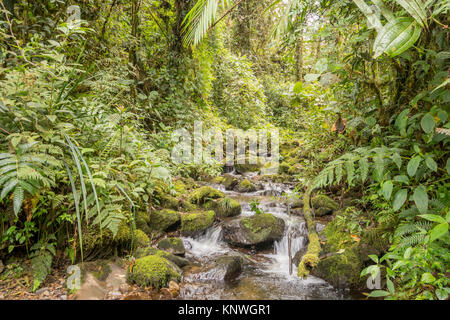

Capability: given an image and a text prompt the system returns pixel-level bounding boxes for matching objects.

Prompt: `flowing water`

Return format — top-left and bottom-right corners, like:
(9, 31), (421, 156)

(179, 174), (355, 300)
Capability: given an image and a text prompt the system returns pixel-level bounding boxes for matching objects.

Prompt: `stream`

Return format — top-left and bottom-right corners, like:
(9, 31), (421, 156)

(178, 171), (355, 300)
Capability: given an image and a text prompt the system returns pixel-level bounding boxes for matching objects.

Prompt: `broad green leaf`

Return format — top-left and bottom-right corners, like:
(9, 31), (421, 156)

(368, 254), (379, 264)
(391, 153), (402, 169)
(293, 82), (303, 94)
(413, 185), (428, 214)
(394, 0), (428, 27)
(421, 272), (436, 284)
(304, 73), (321, 82)
(407, 156), (421, 177)
(429, 223), (448, 242)
(393, 189), (408, 211)
(382, 181), (393, 200)
(386, 278), (395, 294)
(404, 247), (413, 259)
(368, 290), (390, 297)
(394, 175), (409, 184)
(425, 156), (437, 172)
(419, 214), (446, 224)
(437, 110), (448, 123)
(446, 158), (450, 175)
(421, 113), (435, 133)
(373, 18), (422, 58)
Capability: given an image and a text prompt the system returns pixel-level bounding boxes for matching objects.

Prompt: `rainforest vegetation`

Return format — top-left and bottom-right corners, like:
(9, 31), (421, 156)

(0, 0), (448, 300)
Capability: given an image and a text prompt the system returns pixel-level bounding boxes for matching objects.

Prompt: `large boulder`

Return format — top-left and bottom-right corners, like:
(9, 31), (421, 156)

(157, 237), (186, 256)
(134, 247), (189, 268)
(181, 211), (216, 237)
(235, 179), (257, 193)
(135, 212), (152, 235)
(127, 255), (181, 289)
(235, 163), (260, 175)
(222, 213), (285, 248)
(148, 209), (181, 232)
(223, 174), (239, 191)
(189, 186), (225, 205)
(207, 198), (242, 219)
(311, 194), (339, 216)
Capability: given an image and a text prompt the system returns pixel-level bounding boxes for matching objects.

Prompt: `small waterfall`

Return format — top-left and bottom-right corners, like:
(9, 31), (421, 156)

(264, 221), (308, 277)
(182, 226), (229, 258)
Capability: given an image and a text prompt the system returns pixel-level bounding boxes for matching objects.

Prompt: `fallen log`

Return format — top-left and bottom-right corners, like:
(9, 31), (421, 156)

(297, 182), (321, 278)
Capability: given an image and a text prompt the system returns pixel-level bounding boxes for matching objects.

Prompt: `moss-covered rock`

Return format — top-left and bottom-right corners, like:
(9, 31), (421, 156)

(208, 198), (242, 218)
(134, 229), (150, 248)
(134, 247), (189, 268)
(222, 213), (284, 248)
(127, 255), (181, 289)
(235, 179), (256, 193)
(311, 194), (339, 216)
(212, 176), (225, 184)
(310, 220), (383, 289)
(235, 163), (260, 175)
(135, 212), (151, 235)
(279, 162), (290, 174)
(148, 209), (181, 232)
(181, 211), (216, 237)
(157, 237), (186, 256)
(211, 255), (244, 281)
(223, 174), (239, 191)
(189, 186), (225, 205)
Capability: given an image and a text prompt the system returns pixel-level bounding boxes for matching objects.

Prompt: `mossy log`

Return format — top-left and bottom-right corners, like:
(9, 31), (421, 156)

(297, 182), (321, 278)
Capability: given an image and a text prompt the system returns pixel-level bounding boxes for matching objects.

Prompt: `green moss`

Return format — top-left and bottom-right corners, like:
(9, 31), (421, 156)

(157, 237), (186, 256)
(223, 174), (239, 190)
(149, 209), (181, 232)
(212, 198), (242, 218)
(279, 162), (290, 174)
(134, 247), (189, 267)
(297, 233), (321, 278)
(127, 255), (181, 289)
(189, 186), (225, 204)
(181, 211), (216, 237)
(134, 229), (150, 248)
(235, 163), (260, 174)
(173, 180), (187, 195)
(212, 176), (225, 184)
(236, 179), (256, 193)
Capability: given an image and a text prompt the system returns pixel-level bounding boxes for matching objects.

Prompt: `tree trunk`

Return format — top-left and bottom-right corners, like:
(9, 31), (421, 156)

(295, 32), (304, 82)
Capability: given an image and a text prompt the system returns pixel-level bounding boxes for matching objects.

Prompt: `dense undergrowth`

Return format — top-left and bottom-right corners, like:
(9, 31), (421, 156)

(0, 0), (449, 299)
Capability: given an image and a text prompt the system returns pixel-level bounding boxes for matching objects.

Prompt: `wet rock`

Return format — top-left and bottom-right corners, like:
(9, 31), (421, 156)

(169, 280), (180, 297)
(35, 287), (49, 295)
(213, 256), (244, 281)
(181, 211), (216, 237)
(222, 213), (285, 248)
(208, 198), (242, 218)
(290, 198), (303, 209)
(149, 209), (181, 232)
(293, 248), (307, 266)
(311, 194), (339, 216)
(290, 208), (303, 216)
(235, 179), (257, 193)
(223, 174), (239, 191)
(157, 237), (186, 256)
(135, 247), (190, 268)
(60, 295), (67, 300)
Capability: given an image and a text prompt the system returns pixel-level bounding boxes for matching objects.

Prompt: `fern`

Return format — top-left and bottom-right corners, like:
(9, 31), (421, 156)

(30, 237), (56, 292)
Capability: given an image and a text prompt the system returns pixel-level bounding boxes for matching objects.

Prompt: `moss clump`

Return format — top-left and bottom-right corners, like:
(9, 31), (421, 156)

(236, 179), (256, 193)
(311, 194), (339, 216)
(157, 237), (186, 256)
(297, 233), (321, 278)
(173, 180), (187, 195)
(189, 186), (225, 205)
(212, 176), (225, 184)
(127, 255), (181, 289)
(149, 209), (181, 232)
(134, 247), (189, 267)
(134, 229), (150, 248)
(181, 211), (216, 237)
(210, 198), (242, 218)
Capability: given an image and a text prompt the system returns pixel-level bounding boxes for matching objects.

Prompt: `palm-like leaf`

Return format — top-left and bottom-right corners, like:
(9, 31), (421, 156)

(182, 0), (236, 46)
(373, 17), (422, 58)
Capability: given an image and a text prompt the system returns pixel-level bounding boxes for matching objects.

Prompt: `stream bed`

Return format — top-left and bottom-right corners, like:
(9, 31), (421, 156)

(178, 173), (355, 300)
